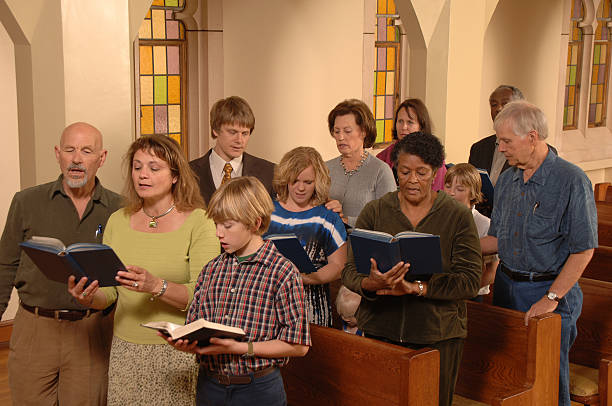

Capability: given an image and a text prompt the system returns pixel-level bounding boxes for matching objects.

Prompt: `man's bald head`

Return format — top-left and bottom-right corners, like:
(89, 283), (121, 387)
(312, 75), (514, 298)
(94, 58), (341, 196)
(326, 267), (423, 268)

(55, 122), (107, 191)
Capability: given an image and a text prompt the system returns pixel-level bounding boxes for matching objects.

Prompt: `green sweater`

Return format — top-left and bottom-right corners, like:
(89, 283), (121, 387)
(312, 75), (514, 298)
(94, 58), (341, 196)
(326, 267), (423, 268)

(342, 191), (482, 344)
(101, 208), (219, 344)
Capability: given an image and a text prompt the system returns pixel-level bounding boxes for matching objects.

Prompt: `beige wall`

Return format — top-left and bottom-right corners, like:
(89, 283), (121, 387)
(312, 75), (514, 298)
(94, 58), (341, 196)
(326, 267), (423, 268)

(479, 0), (564, 149)
(222, 0), (364, 163)
(0, 19), (20, 321)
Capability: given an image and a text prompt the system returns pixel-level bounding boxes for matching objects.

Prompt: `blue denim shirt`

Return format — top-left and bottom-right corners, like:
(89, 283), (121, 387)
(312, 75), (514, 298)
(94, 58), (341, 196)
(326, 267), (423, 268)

(489, 150), (598, 274)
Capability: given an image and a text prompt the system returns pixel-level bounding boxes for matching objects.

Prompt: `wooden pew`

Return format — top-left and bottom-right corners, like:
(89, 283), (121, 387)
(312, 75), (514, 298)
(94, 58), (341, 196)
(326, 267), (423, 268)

(454, 301), (561, 406)
(599, 221), (612, 247)
(583, 246), (612, 283)
(595, 182), (612, 203)
(282, 324), (440, 406)
(597, 202), (612, 223)
(569, 277), (612, 406)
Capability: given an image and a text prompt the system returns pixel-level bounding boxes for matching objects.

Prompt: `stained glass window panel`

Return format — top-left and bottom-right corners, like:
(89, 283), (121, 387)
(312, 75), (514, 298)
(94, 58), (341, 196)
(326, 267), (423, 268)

(137, 1), (187, 150)
(374, 0), (401, 145)
(588, 0), (611, 127)
(563, 0), (584, 129)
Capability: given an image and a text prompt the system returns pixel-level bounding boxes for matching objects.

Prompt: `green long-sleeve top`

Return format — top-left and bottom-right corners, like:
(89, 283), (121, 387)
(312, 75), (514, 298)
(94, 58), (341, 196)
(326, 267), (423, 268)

(342, 191), (482, 344)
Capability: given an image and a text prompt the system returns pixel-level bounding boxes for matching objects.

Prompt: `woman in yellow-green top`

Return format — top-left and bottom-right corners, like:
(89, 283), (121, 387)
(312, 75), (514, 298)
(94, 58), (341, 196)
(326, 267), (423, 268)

(68, 135), (218, 405)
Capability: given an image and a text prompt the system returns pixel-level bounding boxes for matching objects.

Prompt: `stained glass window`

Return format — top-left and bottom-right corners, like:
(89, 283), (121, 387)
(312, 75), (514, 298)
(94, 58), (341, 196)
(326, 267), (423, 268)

(563, 0), (584, 130)
(373, 0), (401, 145)
(137, 0), (187, 152)
(588, 0), (612, 127)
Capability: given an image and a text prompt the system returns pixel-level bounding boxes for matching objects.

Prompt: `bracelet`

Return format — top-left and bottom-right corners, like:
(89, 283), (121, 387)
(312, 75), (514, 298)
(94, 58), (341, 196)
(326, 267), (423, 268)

(414, 280), (424, 296)
(150, 279), (168, 301)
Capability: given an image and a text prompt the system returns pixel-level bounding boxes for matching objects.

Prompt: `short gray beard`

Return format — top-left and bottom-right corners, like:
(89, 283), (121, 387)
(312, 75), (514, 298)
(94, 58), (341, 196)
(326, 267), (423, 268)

(65, 164), (89, 188)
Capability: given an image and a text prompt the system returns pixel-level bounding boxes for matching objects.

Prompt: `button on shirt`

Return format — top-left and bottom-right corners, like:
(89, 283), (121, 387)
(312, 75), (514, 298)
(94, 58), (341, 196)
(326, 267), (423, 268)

(489, 150), (598, 274)
(187, 240), (310, 375)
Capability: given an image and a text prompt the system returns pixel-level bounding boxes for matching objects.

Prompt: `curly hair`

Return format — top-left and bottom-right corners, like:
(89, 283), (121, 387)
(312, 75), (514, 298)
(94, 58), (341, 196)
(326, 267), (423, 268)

(327, 99), (377, 148)
(273, 147), (330, 207)
(391, 131), (445, 170)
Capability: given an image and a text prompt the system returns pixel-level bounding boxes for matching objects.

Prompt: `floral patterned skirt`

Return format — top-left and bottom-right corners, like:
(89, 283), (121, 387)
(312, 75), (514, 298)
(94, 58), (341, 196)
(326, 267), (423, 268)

(107, 335), (198, 405)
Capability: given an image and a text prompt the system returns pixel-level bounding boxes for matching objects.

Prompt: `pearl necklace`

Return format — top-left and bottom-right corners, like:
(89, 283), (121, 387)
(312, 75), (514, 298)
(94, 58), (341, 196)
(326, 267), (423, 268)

(340, 151), (368, 177)
(143, 203), (175, 228)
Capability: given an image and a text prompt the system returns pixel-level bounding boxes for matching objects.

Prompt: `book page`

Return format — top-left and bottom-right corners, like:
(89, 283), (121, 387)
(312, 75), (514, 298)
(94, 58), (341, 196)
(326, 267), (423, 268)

(30, 236), (66, 251)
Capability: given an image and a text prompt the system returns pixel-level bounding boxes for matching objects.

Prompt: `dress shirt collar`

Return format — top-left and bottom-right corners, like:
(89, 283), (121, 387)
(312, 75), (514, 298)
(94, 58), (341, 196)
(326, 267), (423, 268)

(209, 148), (244, 188)
(50, 175), (111, 207)
(511, 148), (556, 186)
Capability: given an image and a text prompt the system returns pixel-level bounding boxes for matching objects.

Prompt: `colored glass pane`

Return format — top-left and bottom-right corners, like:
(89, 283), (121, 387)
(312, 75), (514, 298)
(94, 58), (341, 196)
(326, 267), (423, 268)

(387, 47), (395, 70)
(153, 46), (167, 75)
(139, 46), (153, 75)
(140, 76), (153, 105)
(377, 47), (386, 70)
(169, 133), (181, 145)
(152, 0), (164, 6)
(377, 72), (386, 94)
(168, 76), (180, 104)
(569, 66), (576, 86)
(385, 95), (394, 118)
(167, 46), (180, 74)
(387, 26), (395, 41)
(154, 76), (167, 105)
(377, 0), (386, 14)
(387, 1), (396, 14)
(375, 120), (384, 143)
(377, 17), (386, 41)
(167, 20), (179, 39)
(386, 72), (395, 95)
(166, 0), (179, 7)
(376, 96), (385, 119)
(155, 105), (168, 134)
(168, 105), (181, 133)
(385, 119), (393, 140)
(588, 0), (611, 126)
(152, 9), (165, 39)
(141, 106), (154, 134)
(139, 18), (151, 39)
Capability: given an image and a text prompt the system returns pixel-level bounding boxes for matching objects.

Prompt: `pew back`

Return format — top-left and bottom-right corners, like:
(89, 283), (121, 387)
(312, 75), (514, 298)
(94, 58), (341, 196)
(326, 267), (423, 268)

(455, 301), (561, 406)
(583, 246), (612, 283)
(282, 324), (440, 406)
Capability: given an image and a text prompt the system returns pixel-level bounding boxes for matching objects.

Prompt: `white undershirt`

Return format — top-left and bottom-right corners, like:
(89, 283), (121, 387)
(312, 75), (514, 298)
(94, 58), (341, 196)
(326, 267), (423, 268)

(209, 149), (244, 189)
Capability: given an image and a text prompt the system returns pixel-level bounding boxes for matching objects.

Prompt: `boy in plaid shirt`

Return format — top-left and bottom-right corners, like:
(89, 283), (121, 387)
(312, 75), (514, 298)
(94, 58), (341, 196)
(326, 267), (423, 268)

(163, 176), (310, 406)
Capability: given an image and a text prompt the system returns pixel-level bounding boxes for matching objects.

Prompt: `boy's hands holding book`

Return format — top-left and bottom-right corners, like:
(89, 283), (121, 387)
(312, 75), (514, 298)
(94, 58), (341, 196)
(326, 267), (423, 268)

(160, 333), (244, 355)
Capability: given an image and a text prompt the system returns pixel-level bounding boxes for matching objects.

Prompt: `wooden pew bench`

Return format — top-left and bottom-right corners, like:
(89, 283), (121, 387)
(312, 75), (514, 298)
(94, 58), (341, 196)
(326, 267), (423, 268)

(597, 202), (612, 223)
(282, 324), (440, 406)
(599, 221), (612, 248)
(595, 182), (612, 203)
(453, 301), (561, 406)
(583, 246), (612, 283)
(569, 277), (612, 406)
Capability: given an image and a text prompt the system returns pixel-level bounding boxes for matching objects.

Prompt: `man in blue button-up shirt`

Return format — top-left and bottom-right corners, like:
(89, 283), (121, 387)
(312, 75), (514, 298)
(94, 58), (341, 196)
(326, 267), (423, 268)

(481, 101), (597, 406)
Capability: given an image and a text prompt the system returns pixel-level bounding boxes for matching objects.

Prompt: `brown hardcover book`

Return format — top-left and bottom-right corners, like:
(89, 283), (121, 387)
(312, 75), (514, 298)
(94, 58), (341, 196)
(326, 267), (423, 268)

(142, 319), (246, 346)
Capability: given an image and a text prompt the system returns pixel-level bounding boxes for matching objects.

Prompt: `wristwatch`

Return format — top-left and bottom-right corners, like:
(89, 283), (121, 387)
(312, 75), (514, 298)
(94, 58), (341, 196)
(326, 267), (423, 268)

(241, 342), (255, 359)
(545, 290), (561, 302)
(414, 280), (424, 297)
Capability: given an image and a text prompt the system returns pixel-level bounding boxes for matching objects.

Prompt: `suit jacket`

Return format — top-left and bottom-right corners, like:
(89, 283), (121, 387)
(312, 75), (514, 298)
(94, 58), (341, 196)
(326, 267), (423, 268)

(190, 149), (276, 205)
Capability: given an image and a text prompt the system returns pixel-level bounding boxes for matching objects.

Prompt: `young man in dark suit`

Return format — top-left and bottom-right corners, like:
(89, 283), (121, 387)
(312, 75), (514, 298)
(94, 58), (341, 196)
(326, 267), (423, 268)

(189, 96), (275, 205)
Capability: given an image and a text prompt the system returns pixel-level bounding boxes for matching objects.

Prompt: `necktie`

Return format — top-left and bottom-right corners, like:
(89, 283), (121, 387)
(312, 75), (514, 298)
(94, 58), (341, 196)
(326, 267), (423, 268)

(222, 163), (233, 185)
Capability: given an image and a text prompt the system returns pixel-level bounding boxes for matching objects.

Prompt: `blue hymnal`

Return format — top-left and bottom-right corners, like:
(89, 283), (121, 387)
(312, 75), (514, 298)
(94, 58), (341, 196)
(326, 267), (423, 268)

(477, 168), (494, 204)
(349, 228), (442, 281)
(20, 236), (123, 286)
(266, 234), (317, 274)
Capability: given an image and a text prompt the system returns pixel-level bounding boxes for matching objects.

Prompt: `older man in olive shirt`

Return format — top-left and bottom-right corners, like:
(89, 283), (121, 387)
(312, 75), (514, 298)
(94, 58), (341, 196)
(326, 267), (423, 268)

(0, 122), (122, 405)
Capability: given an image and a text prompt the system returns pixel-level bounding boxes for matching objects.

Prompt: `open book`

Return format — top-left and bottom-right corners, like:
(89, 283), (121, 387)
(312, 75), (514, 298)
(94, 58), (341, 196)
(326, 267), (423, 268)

(20, 236), (123, 286)
(266, 234), (317, 274)
(142, 319), (246, 346)
(349, 228), (442, 281)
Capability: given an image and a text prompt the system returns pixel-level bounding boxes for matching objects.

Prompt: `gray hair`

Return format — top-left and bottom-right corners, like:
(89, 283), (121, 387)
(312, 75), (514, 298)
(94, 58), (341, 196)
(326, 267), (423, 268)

(491, 85), (525, 102)
(493, 100), (548, 140)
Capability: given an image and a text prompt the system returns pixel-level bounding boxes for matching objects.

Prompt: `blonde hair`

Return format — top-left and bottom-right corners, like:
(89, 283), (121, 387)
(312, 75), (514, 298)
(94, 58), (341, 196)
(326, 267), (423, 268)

(444, 163), (482, 206)
(273, 147), (330, 207)
(336, 285), (361, 319)
(207, 176), (273, 235)
(123, 135), (205, 215)
(210, 96), (255, 137)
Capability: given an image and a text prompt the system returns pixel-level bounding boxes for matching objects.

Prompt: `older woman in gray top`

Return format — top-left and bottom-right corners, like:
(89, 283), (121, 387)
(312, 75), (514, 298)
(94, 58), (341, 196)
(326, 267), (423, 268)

(325, 99), (396, 227)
